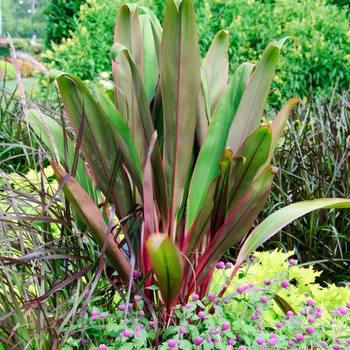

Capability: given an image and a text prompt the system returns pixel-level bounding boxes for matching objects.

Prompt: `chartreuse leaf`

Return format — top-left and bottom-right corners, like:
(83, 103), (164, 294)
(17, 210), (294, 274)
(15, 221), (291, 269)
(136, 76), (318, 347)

(203, 30), (229, 117)
(50, 70), (132, 218)
(234, 198), (350, 276)
(226, 37), (296, 154)
(161, 0), (201, 235)
(95, 87), (143, 194)
(187, 63), (254, 231)
(193, 165), (276, 290)
(51, 161), (130, 281)
(146, 234), (183, 311)
(27, 109), (94, 198)
(113, 4), (147, 166)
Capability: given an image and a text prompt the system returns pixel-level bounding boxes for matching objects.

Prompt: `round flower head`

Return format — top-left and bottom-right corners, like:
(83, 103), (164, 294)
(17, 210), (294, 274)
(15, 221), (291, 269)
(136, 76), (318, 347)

(168, 339), (176, 348)
(222, 321), (230, 331)
(289, 258), (297, 265)
(296, 333), (304, 341)
(194, 337), (202, 346)
(281, 280), (289, 288)
(260, 296), (269, 303)
(98, 345), (107, 350)
(215, 261), (225, 269)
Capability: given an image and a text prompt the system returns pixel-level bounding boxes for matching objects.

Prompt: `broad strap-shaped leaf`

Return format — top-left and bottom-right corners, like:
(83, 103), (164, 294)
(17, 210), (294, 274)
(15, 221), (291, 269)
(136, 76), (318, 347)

(146, 234), (183, 311)
(203, 30), (229, 117)
(139, 14), (159, 101)
(51, 161), (131, 281)
(27, 109), (94, 199)
(258, 98), (302, 176)
(227, 126), (272, 211)
(95, 87), (143, 194)
(226, 37), (296, 154)
(187, 63), (254, 231)
(49, 71), (132, 219)
(210, 148), (233, 235)
(113, 4), (146, 166)
(191, 165), (276, 291)
(160, 0), (201, 236)
(111, 43), (169, 232)
(233, 198), (350, 276)
(141, 132), (158, 285)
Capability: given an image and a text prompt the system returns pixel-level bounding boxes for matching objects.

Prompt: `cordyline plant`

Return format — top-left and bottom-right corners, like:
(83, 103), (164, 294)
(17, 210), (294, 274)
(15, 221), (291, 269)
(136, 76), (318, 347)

(28, 0), (350, 316)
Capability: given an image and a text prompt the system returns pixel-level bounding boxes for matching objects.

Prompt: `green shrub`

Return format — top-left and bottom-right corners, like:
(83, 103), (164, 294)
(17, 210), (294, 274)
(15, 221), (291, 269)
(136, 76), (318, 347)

(0, 38), (28, 57)
(0, 60), (16, 79)
(44, 0), (350, 106)
(44, 0), (85, 46)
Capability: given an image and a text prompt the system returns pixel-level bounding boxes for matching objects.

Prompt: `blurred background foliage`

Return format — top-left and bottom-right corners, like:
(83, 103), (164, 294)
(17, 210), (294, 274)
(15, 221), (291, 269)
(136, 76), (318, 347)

(40, 0), (350, 109)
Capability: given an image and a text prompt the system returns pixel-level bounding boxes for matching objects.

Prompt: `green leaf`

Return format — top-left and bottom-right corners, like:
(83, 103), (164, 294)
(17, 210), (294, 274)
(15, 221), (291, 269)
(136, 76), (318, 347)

(226, 38), (296, 154)
(227, 126), (272, 211)
(95, 87), (143, 194)
(193, 165), (276, 289)
(203, 30), (229, 117)
(161, 0), (201, 235)
(187, 63), (254, 231)
(51, 161), (131, 281)
(234, 198), (350, 275)
(146, 234), (183, 310)
(113, 4), (146, 166)
(50, 71), (132, 218)
(27, 109), (94, 198)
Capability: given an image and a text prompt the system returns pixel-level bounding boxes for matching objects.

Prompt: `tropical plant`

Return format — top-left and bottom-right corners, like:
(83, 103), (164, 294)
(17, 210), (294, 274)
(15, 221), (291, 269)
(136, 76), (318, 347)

(27, 0), (350, 328)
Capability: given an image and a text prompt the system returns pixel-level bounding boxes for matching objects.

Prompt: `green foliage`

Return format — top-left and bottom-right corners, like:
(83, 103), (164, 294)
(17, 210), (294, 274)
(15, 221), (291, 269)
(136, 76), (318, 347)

(42, 0), (148, 80)
(46, 0), (350, 105)
(44, 0), (85, 46)
(0, 38), (28, 57)
(195, 0), (350, 107)
(261, 93), (350, 283)
(0, 60), (16, 79)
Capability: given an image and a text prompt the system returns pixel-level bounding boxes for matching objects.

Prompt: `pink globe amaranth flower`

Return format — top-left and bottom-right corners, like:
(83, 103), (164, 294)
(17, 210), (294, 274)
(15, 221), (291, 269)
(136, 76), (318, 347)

(264, 279), (271, 286)
(135, 332), (141, 338)
(134, 295), (141, 302)
(98, 345), (107, 350)
(260, 296), (269, 303)
(118, 304), (126, 311)
(347, 338), (350, 345)
(281, 280), (289, 288)
(250, 257), (255, 262)
(338, 306), (348, 315)
(256, 309), (262, 314)
(333, 345), (340, 350)
(256, 337), (264, 345)
(194, 337), (202, 346)
(133, 270), (141, 278)
(180, 326), (187, 334)
(91, 314), (98, 320)
(198, 311), (205, 320)
(238, 347), (247, 350)
(288, 340), (295, 346)
(185, 303), (192, 309)
(320, 341), (328, 348)
(308, 316), (315, 323)
(81, 340), (87, 346)
(306, 298), (314, 306)
(215, 261), (225, 269)
(269, 338), (277, 346)
(225, 262), (233, 268)
(251, 314), (258, 320)
(168, 339), (176, 348)
(286, 311), (294, 318)
(306, 327), (314, 334)
(316, 312), (323, 318)
(276, 322), (283, 329)
(192, 293), (200, 301)
(205, 336), (211, 343)
(138, 311), (145, 317)
(296, 333), (304, 341)
(237, 286), (245, 293)
(222, 321), (230, 331)
(228, 338), (235, 345)
(208, 293), (216, 302)
(346, 302), (350, 309)
(123, 329), (131, 337)
(289, 259), (297, 265)
(91, 310), (99, 317)
(148, 321), (154, 329)
(99, 313), (106, 319)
